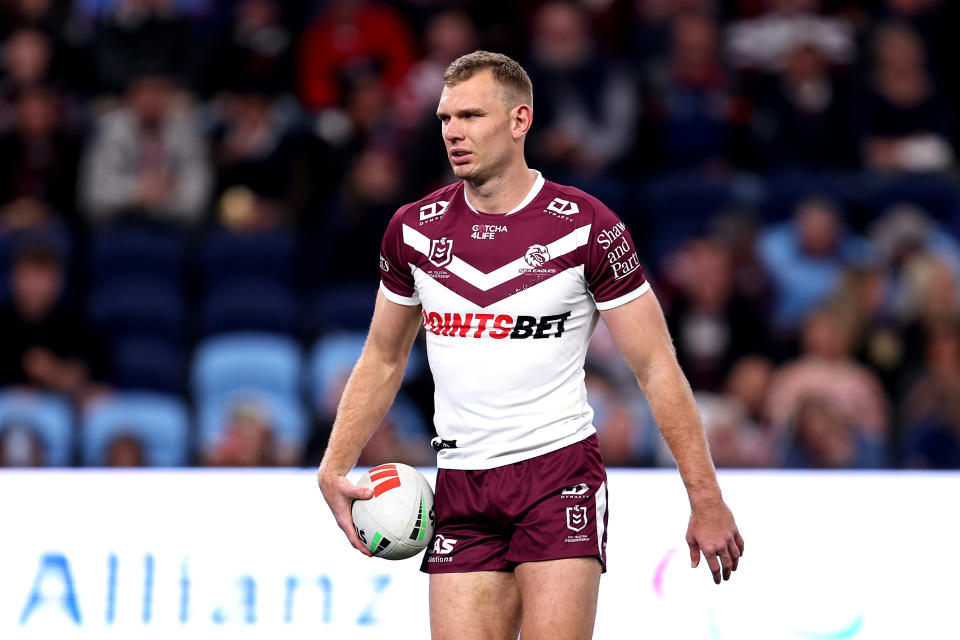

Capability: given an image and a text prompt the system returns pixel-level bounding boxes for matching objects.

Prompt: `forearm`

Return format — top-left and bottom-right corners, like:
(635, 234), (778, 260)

(639, 361), (722, 507)
(319, 349), (406, 476)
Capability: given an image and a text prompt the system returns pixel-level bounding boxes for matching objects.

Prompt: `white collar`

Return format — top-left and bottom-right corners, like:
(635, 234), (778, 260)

(463, 170), (544, 215)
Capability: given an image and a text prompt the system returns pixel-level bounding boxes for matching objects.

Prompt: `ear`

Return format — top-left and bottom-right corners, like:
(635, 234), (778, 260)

(511, 103), (532, 140)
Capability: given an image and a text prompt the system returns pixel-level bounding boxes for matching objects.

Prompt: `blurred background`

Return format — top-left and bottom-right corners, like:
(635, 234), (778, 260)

(1, 0), (959, 472)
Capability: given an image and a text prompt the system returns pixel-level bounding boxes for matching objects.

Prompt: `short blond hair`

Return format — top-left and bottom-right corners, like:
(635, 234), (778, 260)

(443, 50), (533, 109)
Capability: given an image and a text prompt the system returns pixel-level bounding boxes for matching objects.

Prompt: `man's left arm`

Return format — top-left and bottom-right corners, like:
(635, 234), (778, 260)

(600, 290), (745, 584)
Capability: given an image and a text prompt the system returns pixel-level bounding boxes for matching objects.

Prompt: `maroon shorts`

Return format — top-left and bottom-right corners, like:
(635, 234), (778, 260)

(420, 434), (609, 574)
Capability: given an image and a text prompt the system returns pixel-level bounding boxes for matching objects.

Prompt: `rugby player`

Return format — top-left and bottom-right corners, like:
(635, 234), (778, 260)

(318, 50), (744, 640)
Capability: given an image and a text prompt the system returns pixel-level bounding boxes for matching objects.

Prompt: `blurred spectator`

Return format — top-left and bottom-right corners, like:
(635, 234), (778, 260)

(586, 365), (656, 467)
(644, 10), (745, 169)
(90, 0), (195, 93)
(756, 196), (873, 333)
(208, 87), (308, 226)
(0, 85), (79, 223)
(201, 0), (293, 97)
(725, 0), (854, 72)
(104, 432), (146, 466)
(394, 10), (477, 130)
(204, 399), (281, 467)
(525, 1), (638, 182)
(0, 418), (45, 466)
(0, 245), (106, 396)
(297, 0), (416, 112)
(899, 322), (960, 468)
(725, 354), (775, 429)
(0, 27), (55, 129)
(855, 22), (954, 173)
(750, 41), (855, 168)
(663, 237), (769, 391)
(79, 73), (211, 225)
(781, 395), (886, 468)
(765, 308), (889, 442)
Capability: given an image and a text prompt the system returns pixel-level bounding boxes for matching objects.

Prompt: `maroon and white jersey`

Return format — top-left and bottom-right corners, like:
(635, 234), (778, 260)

(379, 171), (649, 469)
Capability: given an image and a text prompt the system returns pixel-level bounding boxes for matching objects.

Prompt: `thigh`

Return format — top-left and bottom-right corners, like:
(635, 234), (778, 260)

(515, 557), (601, 640)
(430, 571), (521, 640)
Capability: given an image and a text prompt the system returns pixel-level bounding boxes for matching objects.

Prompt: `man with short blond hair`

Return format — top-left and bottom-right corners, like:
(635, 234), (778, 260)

(318, 50), (744, 640)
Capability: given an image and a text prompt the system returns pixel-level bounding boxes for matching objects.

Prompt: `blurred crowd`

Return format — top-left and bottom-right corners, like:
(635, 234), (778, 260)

(1, 0), (960, 469)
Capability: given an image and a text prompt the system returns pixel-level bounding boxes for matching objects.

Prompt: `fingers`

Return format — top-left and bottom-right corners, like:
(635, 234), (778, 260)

(336, 476), (374, 501)
(687, 536), (700, 568)
(727, 538), (741, 573)
(336, 511), (373, 556)
(735, 530), (745, 556)
(319, 474), (375, 556)
(705, 551), (722, 584)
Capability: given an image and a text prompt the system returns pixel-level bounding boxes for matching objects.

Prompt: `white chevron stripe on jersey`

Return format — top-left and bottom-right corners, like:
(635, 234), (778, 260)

(401, 223), (592, 292)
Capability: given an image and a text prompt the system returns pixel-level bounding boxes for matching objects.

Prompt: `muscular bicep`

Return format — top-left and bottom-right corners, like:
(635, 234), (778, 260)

(599, 290), (677, 384)
(363, 291), (422, 369)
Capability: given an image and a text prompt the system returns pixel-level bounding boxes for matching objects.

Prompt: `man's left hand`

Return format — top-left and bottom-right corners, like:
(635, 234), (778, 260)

(686, 499), (744, 584)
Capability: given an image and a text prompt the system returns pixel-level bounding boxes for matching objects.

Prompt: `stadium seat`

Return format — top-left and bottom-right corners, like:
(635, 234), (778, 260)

(307, 332), (425, 412)
(864, 174), (960, 237)
(109, 334), (185, 393)
(0, 390), (73, 466)
(81, 392), (190, 467)
(87, 277), (185, 338)
(203, 228), (296, 287)
(201, 278), (299, 334)
(191, 332), (303, 400)
(90, 226), (185, 285)
(309, 283), (378, 333)
(197, 390), (308, 455)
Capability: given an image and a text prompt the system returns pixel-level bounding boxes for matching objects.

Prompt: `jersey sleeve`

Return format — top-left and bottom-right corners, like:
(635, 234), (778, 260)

(584, 203), (649, 310)
(379, 208), (420, 306)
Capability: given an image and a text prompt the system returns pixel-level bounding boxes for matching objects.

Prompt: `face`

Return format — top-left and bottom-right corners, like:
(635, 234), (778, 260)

(437, 71), (528, 185)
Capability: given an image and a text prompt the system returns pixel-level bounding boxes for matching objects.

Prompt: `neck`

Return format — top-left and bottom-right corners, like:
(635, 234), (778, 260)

(463, 160), (536, 214)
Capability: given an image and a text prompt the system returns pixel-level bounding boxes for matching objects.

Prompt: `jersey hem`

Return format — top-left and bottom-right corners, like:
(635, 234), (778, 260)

(379, 281), (420, 306)
(435, 427), (597, 470)
(594, 281), (650, 311)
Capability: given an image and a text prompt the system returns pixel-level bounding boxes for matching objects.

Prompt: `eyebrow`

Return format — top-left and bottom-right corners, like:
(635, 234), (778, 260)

(436, 107), (487, 119)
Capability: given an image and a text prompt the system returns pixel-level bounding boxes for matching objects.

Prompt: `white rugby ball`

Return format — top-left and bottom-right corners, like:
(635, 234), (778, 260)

(352, 463), (435, 560)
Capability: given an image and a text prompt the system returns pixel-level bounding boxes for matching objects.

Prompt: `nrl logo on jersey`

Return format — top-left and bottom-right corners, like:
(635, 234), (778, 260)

(545, 197), (579, 216)
(419, 200), (449, 224)
(428, 237), (454, 268)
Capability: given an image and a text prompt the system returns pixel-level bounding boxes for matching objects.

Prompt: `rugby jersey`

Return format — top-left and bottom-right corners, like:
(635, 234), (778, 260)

(379, 171), (649, 469)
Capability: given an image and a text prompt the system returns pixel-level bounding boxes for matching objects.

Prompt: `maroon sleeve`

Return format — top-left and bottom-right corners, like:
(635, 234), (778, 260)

(379, 208), (419, 305)
(584, 203), (649, 309)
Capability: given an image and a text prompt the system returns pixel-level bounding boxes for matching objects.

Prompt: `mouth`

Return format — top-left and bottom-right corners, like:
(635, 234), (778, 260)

(450, 150), (473, 165)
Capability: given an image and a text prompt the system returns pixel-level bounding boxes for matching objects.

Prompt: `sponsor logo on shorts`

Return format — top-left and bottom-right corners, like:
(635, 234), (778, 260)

(561, 483), (590, 497)
(566, 506), (588, 533)
(546, 198), (579, 216)
(427, 534), (458, 563)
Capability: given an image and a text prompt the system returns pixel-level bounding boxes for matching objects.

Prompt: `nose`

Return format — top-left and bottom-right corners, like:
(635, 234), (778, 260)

(444, 118), (463, 144)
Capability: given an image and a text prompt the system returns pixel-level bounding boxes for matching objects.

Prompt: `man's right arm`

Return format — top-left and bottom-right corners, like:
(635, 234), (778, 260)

(317, 290), (423, 555)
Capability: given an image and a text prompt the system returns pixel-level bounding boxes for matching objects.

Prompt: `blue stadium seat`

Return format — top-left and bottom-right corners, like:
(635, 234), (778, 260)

(0, 390), (73, 466)
(110, 335), (184, 393)
(643, 174), (737, 264)
(864, 174), (960, 237)
(81, 392), (190, 466)
(307, 332), (424, 410)
(197, 390), (308, 455)
(90, 226), (185, 284)
(87, 277), (185, 338)
(203, 228), (296, 287)
(761, 171), (855, 222)
(192, 332), (303, 400)
(202, 278), (299, 334)
(309, 284), (378, 333)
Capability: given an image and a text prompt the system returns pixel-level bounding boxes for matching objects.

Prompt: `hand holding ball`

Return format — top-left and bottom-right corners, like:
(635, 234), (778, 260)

(351, 463), (435, 560)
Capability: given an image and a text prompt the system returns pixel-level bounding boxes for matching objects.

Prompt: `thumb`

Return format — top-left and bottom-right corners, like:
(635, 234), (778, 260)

(338, 478), (374, 500)
(687, 538), (700, 569)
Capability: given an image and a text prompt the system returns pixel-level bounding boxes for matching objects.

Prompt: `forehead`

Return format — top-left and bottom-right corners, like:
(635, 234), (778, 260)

(438, 71), (506, 111)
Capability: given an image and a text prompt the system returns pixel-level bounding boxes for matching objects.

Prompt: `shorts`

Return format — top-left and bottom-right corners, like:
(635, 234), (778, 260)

(420, 434), (608, 574)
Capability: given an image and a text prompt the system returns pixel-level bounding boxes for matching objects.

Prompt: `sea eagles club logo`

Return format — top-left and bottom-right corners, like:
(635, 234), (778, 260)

(429, 237), (454, 268)
(524, 244), (550, 268)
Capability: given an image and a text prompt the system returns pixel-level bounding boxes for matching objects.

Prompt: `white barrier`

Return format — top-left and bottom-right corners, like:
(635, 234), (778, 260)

(1, 469), (957, 639)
